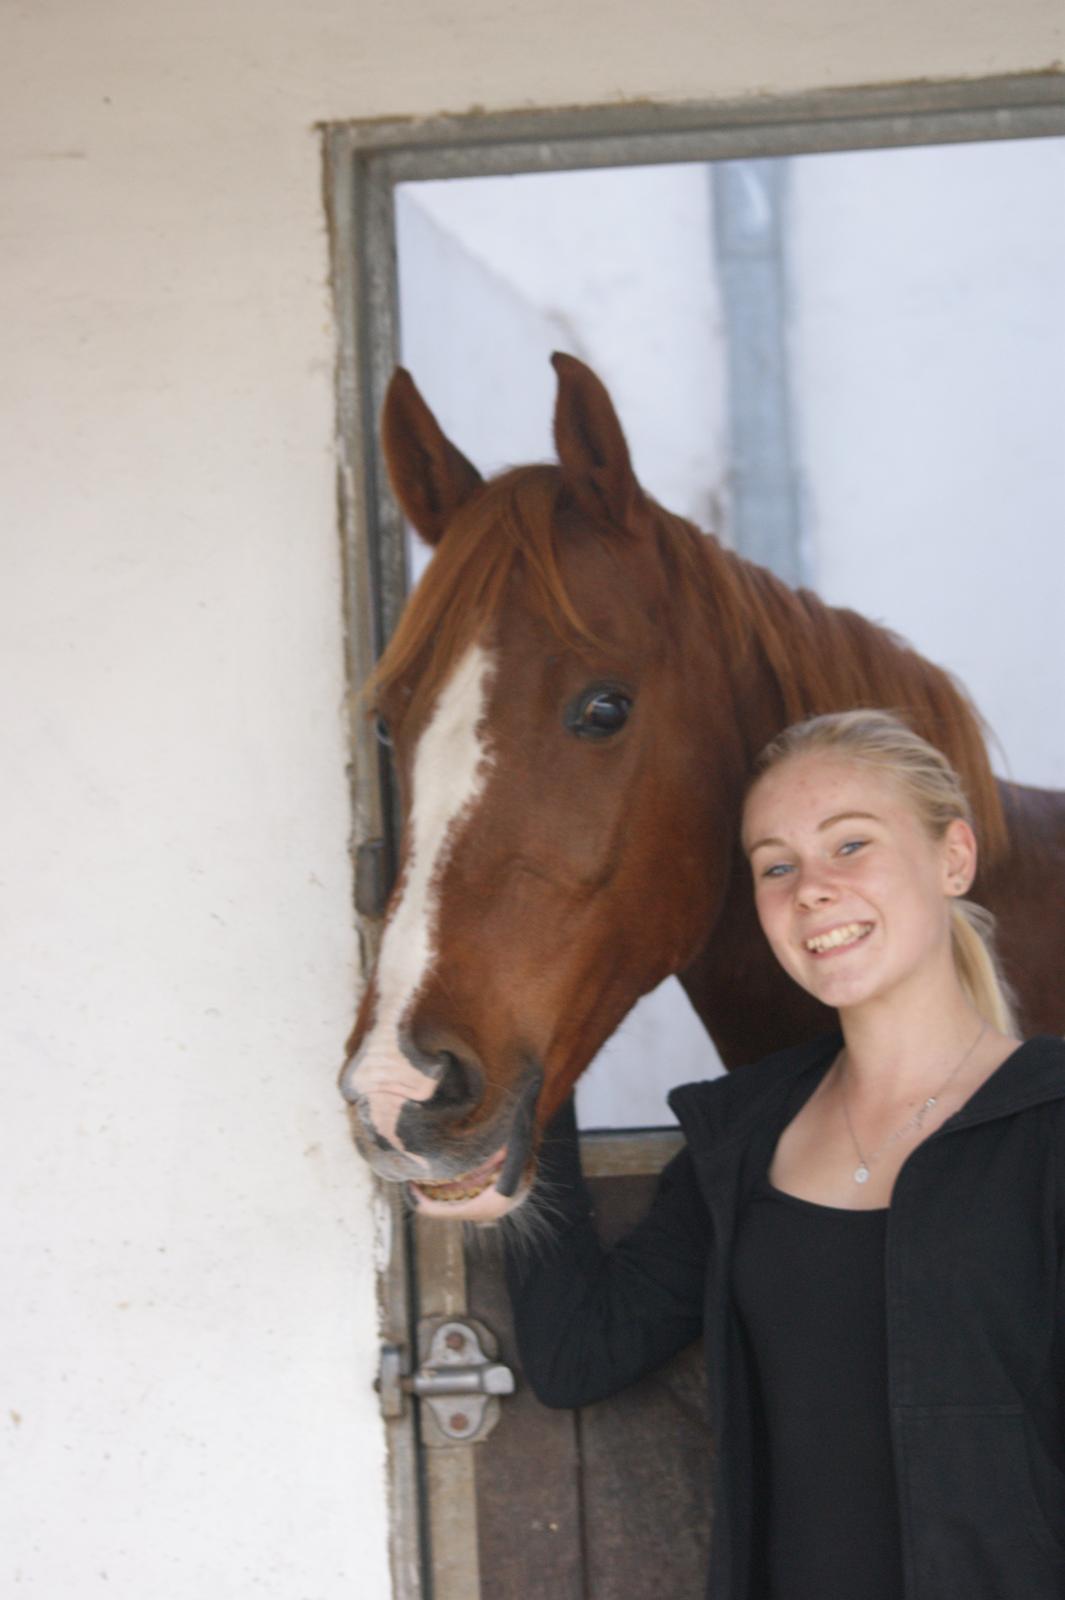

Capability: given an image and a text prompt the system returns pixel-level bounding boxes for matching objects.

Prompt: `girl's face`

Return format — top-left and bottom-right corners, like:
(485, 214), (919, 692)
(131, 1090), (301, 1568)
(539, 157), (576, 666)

(740, 753), (976, 1015)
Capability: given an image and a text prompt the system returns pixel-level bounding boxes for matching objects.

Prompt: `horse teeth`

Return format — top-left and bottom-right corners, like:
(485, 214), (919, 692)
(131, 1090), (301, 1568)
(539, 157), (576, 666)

(418, 1177), (492, 1202)
(416, 1151), (506, 1202)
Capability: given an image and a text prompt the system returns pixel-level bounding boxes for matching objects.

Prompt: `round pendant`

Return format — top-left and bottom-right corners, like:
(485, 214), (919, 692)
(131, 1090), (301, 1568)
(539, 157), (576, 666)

(854, 1164), (870, 1184)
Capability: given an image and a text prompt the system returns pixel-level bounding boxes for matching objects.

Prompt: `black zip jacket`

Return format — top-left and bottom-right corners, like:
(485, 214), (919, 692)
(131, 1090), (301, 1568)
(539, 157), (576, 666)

(505, 1031), (1065, 1599)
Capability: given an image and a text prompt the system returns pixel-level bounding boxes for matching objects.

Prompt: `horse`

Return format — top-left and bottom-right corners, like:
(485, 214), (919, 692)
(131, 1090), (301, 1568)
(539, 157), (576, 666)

(339, 352), (1065, 1223)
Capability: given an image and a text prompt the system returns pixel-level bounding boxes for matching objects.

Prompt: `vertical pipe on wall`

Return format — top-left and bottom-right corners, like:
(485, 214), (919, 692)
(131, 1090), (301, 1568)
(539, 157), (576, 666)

(711, 158), (807, 585)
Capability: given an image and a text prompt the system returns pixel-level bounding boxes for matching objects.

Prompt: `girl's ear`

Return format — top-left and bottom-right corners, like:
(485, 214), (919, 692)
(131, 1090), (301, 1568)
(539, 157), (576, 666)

(942, 816), (978, 896)
(382, 368), (483, 547)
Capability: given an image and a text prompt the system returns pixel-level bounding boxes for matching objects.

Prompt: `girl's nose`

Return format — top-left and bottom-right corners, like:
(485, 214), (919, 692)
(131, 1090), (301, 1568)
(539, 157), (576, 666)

(794, 866), (834, 908)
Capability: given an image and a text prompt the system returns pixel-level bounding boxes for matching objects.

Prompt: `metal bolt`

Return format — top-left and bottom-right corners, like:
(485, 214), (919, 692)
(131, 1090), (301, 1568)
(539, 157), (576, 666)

(449, 1412), (470, 1433)
(445, 1330), (466, 1352)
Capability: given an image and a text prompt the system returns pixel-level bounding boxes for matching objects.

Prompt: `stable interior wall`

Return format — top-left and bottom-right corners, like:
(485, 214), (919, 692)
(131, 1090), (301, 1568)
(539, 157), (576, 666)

(791, 136), (1065, 788)
(3, 1), (1061, 1596)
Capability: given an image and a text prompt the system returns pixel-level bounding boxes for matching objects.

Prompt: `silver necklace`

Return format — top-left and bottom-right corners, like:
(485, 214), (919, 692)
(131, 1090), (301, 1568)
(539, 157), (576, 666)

(839, 1019), (988, 1184)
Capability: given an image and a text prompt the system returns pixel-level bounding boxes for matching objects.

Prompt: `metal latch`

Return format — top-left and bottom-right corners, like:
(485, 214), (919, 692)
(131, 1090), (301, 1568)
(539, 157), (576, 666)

(377, 1317), (515, 1443)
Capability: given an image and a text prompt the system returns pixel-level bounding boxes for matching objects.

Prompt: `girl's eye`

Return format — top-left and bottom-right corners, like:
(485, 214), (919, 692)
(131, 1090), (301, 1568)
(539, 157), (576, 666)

(839, 839), (867, 856)
(760, 862), (792, 880)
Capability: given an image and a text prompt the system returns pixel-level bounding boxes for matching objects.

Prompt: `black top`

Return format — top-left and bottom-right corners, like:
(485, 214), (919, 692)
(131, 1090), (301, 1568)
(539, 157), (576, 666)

(732, 1167), (904, 1600)
(506, 1035), (1065, 1600)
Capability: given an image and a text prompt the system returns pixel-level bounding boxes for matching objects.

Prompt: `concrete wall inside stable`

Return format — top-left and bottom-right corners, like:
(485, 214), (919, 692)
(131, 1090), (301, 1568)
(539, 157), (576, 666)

(3, 1), (1062, 1595)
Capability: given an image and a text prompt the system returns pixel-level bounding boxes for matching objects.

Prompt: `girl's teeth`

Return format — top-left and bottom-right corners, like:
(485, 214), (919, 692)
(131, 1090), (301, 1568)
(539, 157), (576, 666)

(806, 922), (872, 953)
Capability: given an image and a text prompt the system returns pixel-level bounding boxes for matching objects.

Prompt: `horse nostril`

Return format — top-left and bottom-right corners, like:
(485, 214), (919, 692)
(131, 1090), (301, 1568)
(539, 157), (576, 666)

(428, 1050), (480, 1112)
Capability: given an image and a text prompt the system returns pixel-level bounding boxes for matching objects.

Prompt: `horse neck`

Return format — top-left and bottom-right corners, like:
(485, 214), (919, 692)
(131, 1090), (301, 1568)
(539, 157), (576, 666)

(690, 533), (956, 758)
(677, 519), (1009, 867)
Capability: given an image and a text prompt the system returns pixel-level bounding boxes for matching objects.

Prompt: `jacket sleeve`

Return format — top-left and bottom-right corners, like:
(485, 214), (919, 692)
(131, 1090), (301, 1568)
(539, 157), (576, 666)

(503, 1095), (710, 1410)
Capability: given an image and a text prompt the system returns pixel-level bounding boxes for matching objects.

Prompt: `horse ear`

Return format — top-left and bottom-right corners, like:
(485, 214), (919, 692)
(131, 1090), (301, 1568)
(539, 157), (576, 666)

(551, 352), (644, 529)
(381, 368), (483, 547)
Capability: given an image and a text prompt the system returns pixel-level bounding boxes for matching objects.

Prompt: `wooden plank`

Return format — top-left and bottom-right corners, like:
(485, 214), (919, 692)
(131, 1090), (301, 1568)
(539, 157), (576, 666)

(416, 1211), (468, 1318)
(416, 1216), (482, 1600)
(580, 1127), (683, 1179)
(424, 1448), (481, 1600)
(466, 1232), (585, 1600)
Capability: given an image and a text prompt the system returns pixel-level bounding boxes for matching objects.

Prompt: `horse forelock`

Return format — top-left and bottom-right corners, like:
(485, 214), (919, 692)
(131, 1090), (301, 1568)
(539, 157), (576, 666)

(367, 465), (612, 729)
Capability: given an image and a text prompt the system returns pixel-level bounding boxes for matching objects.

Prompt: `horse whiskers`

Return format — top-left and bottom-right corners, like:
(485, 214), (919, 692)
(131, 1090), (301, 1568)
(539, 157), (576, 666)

(471, 1169), (581, 1258)
(389, 1148), (575, 1256)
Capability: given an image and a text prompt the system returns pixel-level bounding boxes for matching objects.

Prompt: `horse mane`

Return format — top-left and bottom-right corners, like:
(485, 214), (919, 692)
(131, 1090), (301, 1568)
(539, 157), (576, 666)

(370, 465), (1007, 864)
(659, 508), (1008, 863)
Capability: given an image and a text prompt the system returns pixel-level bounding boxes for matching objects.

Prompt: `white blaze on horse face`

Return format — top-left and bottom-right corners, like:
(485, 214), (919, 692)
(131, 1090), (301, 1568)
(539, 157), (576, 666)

(347, 640), (497, 1154)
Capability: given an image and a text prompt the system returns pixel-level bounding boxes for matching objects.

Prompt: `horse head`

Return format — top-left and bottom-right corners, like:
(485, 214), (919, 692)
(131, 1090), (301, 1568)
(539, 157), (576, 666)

(339, 354), (746, 1222)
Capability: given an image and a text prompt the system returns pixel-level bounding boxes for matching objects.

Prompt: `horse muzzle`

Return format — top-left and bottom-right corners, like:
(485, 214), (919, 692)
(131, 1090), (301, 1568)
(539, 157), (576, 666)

(340, 1048), (544, 1218)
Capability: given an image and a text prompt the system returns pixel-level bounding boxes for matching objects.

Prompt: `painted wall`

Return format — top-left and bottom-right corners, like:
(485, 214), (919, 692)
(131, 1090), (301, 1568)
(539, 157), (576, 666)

(3, 1), (1061, 1595)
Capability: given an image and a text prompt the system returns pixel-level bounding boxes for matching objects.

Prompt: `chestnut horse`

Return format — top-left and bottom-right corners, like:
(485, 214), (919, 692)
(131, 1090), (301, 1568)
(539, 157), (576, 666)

(340, 353), (1065, 1223)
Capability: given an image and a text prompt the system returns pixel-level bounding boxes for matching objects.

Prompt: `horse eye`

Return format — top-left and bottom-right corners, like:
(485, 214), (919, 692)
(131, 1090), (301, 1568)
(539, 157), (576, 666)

(566, 687), (634, 740)
(374, 715), (393, 749)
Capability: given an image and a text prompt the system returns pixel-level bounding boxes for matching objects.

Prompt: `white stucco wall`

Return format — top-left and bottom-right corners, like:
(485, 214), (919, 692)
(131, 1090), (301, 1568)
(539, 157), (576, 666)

(3, 2), (1061, 1596)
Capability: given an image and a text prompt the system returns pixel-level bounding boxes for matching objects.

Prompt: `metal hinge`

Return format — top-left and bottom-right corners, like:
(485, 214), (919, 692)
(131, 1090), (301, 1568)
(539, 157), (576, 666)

(377, 1316), (515, 1443)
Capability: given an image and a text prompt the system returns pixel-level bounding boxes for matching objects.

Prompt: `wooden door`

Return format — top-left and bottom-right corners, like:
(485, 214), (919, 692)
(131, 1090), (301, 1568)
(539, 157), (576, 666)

(412, 1129), (715, 1600)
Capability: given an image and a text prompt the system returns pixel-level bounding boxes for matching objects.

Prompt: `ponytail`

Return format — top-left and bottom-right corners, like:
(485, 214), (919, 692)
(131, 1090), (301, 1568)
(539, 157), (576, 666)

(950, 899), (1019, 1036)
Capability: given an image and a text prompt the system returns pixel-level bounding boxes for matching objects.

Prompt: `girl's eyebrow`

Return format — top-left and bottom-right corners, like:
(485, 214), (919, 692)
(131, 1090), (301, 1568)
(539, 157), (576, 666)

(745, 810), (882, 857)
(816, 808), (882, 833)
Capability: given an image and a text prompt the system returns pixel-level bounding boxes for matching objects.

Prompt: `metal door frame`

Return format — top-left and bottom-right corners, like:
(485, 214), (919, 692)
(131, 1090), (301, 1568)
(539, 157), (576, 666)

(321, 74), (1065, 1600)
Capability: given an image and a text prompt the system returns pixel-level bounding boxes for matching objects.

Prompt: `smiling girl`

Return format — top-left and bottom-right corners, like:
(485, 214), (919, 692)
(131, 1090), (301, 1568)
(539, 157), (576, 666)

(506, 709), (1065, 1600)
(740, 709), (1021, 1212)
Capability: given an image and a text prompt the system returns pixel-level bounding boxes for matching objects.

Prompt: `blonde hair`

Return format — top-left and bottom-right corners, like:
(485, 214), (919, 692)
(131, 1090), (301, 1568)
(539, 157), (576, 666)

(746, 709), (1019, 1035)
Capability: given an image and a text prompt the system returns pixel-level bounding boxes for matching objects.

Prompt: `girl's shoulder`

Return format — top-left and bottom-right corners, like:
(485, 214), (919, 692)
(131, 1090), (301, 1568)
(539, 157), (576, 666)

(667, 1029), (842, 1149)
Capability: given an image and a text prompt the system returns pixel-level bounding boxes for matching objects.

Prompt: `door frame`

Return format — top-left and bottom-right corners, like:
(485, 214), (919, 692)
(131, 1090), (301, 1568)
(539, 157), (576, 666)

(321, 74), (1065, 1600)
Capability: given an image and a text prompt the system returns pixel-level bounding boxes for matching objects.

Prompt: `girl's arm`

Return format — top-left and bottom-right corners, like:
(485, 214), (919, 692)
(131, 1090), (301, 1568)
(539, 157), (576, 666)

(503, 1096), (709, 1409)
